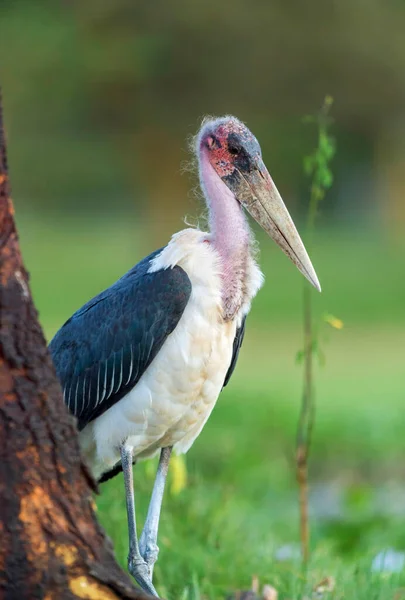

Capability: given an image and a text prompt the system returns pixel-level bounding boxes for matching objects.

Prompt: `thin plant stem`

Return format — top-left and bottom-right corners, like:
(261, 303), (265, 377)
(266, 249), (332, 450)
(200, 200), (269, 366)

(296, 284), (314, 566)
(296, 96), (335, 568)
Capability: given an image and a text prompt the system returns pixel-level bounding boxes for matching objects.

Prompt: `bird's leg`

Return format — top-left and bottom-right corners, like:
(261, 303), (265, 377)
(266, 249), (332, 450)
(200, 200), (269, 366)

(139, 446), (172, 577)
(120, 444), (159, 597)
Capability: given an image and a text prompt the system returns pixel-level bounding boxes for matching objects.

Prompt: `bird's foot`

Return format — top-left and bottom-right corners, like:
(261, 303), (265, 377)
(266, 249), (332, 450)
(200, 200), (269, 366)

(128, 553), (159, 597)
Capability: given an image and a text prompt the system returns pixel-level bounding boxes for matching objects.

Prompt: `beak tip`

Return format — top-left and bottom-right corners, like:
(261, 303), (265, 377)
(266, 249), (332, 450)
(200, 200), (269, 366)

(311, 275), (322, 293)
(304, 266), (321, 292)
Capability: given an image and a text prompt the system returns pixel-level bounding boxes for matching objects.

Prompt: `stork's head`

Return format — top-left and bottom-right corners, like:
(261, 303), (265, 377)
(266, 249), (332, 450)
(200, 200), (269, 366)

(197, 115), (321, 292)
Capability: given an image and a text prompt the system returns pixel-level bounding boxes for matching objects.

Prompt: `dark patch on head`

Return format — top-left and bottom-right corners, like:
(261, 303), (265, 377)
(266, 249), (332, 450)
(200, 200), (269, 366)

(227, 133), (242, 155)
(200, 116), (264, 180)
(221, 169), (243, 195)
(227, 131), (262, 174)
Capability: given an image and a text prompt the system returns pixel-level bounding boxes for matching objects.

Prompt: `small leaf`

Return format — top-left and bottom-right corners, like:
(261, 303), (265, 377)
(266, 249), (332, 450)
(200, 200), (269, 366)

(323, 313), (344, 330)
(170, 454), (187, 496)
(321, 169), (333, 189)
(295, 349), (305, 364)
(303, 155), (315, 176)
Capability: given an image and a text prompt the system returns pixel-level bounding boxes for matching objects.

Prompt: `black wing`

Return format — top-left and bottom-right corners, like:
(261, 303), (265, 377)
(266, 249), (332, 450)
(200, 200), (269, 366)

(223, 315), (247, 388)
(49, 249), (192, 431)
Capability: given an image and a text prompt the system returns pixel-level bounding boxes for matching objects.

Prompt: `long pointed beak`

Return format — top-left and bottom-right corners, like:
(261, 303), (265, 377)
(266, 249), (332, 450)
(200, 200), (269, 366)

(234, 160), (321, 292)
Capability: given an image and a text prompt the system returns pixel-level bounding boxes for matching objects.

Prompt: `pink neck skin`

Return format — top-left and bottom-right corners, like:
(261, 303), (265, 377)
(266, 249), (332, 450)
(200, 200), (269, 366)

(199, 150), (251, 320)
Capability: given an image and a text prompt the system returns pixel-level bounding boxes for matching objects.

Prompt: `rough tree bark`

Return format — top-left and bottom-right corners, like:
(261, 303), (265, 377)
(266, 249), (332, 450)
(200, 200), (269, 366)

(0, 90), (152, 600)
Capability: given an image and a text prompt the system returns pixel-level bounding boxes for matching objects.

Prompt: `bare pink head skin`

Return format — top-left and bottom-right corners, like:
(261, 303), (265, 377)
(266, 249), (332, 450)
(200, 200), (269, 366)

(196, 115), (320, 316)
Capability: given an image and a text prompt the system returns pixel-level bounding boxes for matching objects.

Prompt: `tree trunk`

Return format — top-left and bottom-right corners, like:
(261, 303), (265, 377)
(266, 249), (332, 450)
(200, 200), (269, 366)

(0, 90), (151, 600)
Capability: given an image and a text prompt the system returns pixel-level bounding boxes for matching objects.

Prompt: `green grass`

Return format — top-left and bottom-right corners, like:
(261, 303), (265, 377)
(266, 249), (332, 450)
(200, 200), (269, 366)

(18, 212), (405, 599)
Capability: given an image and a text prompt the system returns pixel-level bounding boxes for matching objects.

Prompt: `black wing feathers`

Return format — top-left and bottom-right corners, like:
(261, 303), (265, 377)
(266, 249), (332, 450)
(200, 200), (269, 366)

(223, 315), (247, 388)
(49, 249), (192, 430)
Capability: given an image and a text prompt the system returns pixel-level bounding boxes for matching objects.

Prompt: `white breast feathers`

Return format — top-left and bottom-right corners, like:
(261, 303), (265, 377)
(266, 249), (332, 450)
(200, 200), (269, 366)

(80, 229), (263, 479)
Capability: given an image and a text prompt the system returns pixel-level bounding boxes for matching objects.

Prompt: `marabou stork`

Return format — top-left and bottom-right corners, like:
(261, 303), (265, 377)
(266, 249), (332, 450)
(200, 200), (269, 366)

(49, 116), (320, 596)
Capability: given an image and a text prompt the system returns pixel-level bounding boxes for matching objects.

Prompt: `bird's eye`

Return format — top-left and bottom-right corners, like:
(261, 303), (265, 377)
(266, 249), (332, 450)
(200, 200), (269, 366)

(228, 146), (239, 155)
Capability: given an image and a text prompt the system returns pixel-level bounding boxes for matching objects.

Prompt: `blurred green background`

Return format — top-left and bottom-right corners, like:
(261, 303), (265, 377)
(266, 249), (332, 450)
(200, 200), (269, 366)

(2, 1), (405, 598)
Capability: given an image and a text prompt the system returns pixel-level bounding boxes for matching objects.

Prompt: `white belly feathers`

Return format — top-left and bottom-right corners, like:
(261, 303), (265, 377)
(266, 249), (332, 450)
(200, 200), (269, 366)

(80, 229), (263, 479)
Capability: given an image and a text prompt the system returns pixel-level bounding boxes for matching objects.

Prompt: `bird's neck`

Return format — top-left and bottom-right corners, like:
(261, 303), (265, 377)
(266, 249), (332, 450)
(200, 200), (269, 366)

(200, 156), (252, 321)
